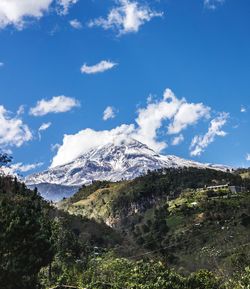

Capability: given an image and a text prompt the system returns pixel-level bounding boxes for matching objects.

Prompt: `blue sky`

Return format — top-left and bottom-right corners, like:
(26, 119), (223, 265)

(0, 0), (249, 175)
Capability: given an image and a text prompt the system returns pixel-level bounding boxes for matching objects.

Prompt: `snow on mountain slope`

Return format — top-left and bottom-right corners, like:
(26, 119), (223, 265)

(25, 139), (230, 201)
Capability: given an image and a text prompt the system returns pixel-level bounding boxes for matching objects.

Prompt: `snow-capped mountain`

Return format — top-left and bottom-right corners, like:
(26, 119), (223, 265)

(25, 139), (229, 201)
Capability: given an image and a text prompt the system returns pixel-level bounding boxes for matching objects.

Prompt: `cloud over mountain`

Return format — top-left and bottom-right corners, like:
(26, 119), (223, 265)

(51, 88), (225, 168)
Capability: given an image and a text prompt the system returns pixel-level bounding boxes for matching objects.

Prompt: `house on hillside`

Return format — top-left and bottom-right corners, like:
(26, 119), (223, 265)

(206, 184), (229, 190)
(206, 184), (245, 194)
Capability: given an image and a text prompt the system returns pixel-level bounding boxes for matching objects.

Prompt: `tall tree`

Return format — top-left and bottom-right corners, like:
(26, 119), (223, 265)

(0, 178), (54, 289)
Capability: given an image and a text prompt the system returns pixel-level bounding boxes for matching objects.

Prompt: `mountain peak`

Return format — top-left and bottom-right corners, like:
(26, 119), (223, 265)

(25, 140), (230, 201)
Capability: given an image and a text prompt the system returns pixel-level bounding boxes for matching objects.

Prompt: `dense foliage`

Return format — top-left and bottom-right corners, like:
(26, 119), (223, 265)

(41, 252), (250, 289)
(0, 173), (122, 289)
(0, 176), (54, 289)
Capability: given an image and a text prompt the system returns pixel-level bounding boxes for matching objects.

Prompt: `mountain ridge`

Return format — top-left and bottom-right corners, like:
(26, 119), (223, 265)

(25, 139), (230, 201)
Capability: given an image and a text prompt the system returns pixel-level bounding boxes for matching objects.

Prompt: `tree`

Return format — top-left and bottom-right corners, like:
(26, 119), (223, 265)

(0, 179), (54, 289)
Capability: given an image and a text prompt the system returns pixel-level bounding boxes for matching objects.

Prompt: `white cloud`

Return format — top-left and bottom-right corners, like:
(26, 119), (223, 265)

(11, 162), (43, 173)
(1, 162), (43, 176)
(38, 122), (51, 140)
(57, 0), (77, 14)
(240, 106), (246, 113)
(81, 60), (118, 74)
(134, 89), (211, 151)
(0, 105), (32, 148)
(57, 0), (78, 15)
(190, 112), (229, 156)
(0, 0), (78, 29)
(246, 154), (250, 161)
(51, 124), (135, 167)
(204, 0), (225, 10)
(17, 105), (25, 115)
(30, 95), (79, 116)
(51, 88), (217, 167)
(39, 122), (52, 131)
(168, 102), (210, 134)
(88, 0), (163, 35)
(69, 18), (82, 29)
(103, 106), (117, 121)
(133, 89), (184, 152)
(0, 0), (53, 29)
(172, 134), (184, 146)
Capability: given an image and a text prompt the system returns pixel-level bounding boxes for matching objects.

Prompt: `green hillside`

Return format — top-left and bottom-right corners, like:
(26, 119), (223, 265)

(59, 168), (250, 275)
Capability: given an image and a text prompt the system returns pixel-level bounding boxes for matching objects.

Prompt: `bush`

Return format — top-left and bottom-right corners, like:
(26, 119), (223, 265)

(187, 270), (223, 289)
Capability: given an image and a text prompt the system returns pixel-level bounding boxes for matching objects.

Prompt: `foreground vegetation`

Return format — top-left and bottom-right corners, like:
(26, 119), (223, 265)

(1, 155), (250, 288)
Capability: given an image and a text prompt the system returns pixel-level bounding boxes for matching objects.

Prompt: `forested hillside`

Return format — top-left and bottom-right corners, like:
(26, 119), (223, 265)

(59, 167), (250, 287)
(1, 164), (250, 288)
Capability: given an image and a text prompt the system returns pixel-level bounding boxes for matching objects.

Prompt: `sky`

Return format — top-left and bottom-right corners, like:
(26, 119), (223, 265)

(0, 0), (249, 175)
